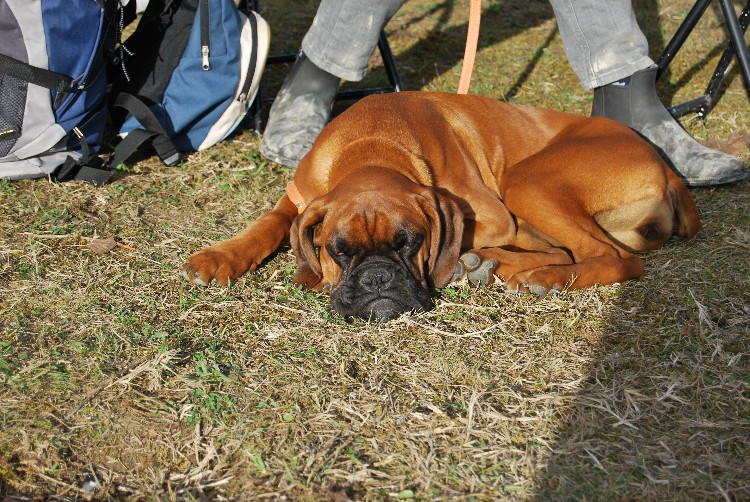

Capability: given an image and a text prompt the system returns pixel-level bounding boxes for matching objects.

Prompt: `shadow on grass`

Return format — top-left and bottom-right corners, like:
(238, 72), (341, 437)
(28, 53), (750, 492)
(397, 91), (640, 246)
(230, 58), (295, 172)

(534, 182), (750, 499)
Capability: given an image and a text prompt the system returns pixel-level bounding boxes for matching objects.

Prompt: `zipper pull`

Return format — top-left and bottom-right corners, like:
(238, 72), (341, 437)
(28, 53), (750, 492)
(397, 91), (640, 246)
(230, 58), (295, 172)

(236, 93), (249, 121)
(202, 45), (210, 71)
(0, 128), (19, 140)
(200, 0), (210, 70)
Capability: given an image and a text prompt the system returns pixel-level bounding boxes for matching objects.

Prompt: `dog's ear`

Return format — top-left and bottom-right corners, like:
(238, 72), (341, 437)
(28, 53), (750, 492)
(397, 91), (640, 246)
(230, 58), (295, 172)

(289, 197), (328, 289)
(416, 190), (465, 288)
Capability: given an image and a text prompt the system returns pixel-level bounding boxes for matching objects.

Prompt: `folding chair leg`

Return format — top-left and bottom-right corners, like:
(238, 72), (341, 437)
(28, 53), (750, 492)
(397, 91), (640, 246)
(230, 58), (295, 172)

(656, 0), (713, 79)
(656, 0), (750, 118)
(380, 30), (404, 93)
(718, 0), (750, 95)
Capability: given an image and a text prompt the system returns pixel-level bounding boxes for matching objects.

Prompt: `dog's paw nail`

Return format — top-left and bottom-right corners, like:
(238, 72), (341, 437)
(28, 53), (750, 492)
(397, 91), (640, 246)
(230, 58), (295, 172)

(460, 252), (481, 270)
(193, 270), (200, 278)
(209, 277), (217, 286)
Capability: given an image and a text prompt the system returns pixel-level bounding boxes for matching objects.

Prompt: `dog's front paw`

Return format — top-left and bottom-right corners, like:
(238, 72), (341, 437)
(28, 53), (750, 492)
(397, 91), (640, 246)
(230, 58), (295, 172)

(182, 246), (248, 287)
(505, 271), (564, 297)
(452, 252), (498, 287)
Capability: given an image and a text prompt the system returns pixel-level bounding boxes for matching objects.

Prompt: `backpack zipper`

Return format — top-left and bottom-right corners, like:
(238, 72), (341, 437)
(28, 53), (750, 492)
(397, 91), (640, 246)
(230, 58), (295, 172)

(200, 0), (210, 70)
(236, 11), (259, 107)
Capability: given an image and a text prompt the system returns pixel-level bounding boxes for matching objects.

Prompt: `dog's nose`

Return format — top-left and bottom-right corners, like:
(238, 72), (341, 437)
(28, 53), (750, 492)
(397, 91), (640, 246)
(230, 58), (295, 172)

(357, 266), (394, 290)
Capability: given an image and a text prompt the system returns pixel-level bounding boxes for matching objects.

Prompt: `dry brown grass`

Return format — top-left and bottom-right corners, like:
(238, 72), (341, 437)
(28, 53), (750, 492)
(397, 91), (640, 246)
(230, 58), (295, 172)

(1, 0), (749, 500)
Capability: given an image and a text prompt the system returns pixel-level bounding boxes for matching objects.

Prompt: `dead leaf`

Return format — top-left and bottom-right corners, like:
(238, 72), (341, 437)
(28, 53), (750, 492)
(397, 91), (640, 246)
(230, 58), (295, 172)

(86, 238), (118, 254)
(702, 130), (750, 156)
(327, 488), (352, 502)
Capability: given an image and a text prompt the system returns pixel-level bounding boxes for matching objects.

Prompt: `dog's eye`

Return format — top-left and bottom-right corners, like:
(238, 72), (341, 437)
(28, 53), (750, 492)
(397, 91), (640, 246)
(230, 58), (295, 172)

(328, 244), (350, 257)
(394, 231), (423, 256)
(327, 241), (353, 265)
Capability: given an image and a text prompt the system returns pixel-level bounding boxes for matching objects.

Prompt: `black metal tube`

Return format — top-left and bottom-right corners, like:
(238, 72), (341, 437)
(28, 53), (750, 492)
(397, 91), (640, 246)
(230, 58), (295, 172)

(697, 0), (750, 116)
(378, 31), (404, 92)
(717, 0), (750, 96)
(656, 0), (713, 79)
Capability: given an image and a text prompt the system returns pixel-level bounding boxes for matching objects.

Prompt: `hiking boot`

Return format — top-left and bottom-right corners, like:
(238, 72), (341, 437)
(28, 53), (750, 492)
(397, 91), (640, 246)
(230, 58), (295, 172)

(592, 65), (747, 187)
(259, 52), (340, 168)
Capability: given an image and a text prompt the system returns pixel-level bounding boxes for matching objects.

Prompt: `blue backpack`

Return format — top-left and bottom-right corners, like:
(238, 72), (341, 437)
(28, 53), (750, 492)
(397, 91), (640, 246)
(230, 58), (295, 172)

(0, 0), (121, 182)
(0, 0), (269, 185)
(108, 0), (270, 173)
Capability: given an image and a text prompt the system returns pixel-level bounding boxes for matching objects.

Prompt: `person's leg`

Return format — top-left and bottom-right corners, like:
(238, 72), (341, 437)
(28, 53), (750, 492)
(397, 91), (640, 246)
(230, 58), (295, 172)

(549, 0), (652, 90)
(260, 0), (405, 168)
(549, 0), (747, 186)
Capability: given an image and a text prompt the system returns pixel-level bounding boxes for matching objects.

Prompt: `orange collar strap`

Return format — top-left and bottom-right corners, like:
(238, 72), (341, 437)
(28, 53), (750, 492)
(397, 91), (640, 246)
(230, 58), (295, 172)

(286, 180), (307, 214)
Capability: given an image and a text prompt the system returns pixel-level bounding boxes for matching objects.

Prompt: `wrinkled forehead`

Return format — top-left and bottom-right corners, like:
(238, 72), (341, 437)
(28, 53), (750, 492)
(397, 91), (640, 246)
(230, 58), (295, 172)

(322, 196), (425, 247)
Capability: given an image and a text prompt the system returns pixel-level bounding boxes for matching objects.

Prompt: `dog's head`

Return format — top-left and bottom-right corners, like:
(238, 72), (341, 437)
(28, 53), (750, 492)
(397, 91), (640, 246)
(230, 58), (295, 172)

(290, 174), (464, 321)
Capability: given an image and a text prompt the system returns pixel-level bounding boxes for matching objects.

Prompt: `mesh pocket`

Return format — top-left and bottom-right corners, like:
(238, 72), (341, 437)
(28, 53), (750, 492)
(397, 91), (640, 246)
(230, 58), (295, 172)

(0, 74), (26, 157)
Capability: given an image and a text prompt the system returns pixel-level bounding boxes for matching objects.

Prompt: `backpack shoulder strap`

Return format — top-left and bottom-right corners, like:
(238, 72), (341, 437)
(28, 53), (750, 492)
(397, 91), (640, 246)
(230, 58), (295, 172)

(0, 53), (74, 92)
(110, 93), (182, 167)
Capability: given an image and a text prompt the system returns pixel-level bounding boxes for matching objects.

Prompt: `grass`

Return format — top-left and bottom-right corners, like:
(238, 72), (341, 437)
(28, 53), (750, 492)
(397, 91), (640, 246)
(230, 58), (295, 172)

(1, 0), (749, 499)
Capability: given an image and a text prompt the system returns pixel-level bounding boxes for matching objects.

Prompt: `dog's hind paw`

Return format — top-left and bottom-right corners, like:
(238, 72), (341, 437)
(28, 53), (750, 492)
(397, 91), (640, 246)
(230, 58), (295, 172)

(526, 283), (549, 297)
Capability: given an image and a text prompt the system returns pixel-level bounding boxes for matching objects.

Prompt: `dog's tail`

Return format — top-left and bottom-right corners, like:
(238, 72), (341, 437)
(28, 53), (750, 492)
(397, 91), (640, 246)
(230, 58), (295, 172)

(666, 169), (701, 239)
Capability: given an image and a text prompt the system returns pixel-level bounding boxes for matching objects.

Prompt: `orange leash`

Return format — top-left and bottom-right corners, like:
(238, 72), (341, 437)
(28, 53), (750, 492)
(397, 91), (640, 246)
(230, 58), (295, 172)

(457, 0), (482, 94)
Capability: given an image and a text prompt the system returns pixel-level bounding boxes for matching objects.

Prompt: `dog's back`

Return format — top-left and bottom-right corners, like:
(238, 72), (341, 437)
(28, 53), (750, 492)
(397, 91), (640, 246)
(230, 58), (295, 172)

(295, 91), (590, 198)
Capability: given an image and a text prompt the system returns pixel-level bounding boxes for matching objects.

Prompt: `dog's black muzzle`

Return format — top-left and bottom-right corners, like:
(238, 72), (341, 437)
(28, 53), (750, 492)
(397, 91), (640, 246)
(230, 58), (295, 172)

(331, 255), (433, 322)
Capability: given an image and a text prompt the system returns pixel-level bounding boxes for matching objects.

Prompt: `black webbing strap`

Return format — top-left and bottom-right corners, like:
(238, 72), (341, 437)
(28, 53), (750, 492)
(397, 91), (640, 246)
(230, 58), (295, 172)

(53, 126), (115, 187)
(108, 128), (165, 168)
(0, 53), (74, 92)
(55, 155), (114, 186)
(237, 9), (258, 98)
(111, 93), (181, 166)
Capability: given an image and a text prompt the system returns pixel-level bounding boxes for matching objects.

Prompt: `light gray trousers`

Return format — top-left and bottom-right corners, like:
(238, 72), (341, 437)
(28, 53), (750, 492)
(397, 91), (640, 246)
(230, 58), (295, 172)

(549, 0), (653, 89)
(302, 0), (654, 89)
(301, 0), (406, 82)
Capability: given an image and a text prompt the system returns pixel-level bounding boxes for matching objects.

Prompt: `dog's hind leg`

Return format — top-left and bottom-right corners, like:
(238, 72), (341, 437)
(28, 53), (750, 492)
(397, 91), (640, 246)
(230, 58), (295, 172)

(492, 121), (699, 294)
(182, 195), (299, 286)
(507, 218), (645, 293)
(498, 185), (653, 293)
